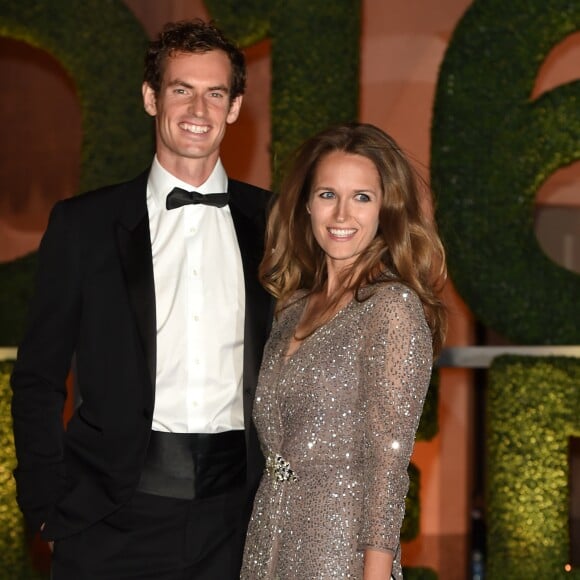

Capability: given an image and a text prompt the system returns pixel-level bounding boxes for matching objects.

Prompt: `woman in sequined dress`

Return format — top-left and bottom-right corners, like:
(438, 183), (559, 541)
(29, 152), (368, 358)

(241, 123), (447, 580)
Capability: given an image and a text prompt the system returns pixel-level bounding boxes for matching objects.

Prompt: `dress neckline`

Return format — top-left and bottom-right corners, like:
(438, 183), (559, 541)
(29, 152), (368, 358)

(282, 295), (355, 364)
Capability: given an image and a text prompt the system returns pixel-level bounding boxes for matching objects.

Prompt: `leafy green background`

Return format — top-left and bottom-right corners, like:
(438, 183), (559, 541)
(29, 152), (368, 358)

(0, 0), (152, 346)
(431, 0), (580, 345)
(488, 356), (580, 578)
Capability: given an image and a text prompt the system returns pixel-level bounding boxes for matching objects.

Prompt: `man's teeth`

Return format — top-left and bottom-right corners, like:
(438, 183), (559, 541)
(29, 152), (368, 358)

(181, 123), (209, 134)
(329, 228), (356, 238)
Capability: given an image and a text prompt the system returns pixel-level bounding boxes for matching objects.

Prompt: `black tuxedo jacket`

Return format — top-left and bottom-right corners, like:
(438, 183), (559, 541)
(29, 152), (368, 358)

(11, 169), (273, 540)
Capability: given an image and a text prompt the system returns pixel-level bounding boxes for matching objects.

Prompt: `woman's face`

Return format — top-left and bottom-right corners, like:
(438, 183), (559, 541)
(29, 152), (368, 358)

(308, 150), (381, 276)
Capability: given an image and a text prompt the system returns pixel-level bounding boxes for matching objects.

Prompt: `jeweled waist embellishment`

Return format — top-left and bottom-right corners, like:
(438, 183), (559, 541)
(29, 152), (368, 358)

(266, 453), (298, 487)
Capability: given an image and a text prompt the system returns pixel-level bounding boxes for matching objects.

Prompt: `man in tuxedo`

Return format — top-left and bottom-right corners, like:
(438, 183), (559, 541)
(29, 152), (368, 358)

(11, 19), (272, 579)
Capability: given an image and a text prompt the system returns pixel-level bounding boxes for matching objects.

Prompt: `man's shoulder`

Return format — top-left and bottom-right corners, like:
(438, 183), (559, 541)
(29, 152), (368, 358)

(73, 169), (149, 202)
(228, 178), (273, 216)
(61, 169), (149, 211)
(228, 178), (271, 199)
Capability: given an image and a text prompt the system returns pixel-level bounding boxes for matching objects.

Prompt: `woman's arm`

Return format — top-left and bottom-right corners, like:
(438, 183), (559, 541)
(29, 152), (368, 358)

(358, 285), (433, 573)
(364, 548), (394, 580)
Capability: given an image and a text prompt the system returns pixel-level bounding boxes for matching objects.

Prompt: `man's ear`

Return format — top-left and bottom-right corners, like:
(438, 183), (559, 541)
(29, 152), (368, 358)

(142, 82), (157, 117)
(226, 95), (243, 124)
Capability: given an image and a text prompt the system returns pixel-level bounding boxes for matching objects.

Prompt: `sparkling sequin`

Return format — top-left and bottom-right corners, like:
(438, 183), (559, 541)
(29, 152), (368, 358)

(241, 283), (432, 579)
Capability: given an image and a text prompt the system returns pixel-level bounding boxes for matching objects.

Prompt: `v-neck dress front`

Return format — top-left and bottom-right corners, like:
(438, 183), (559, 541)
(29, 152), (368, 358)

(241, 282), (433, 579)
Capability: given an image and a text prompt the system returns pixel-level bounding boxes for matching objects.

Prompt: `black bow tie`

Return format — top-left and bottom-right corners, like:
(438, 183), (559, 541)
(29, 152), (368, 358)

(166, 187), (230, 210)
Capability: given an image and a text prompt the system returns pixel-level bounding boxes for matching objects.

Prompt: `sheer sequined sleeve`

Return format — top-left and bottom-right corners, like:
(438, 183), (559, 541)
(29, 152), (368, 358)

(358, 284), (433, 553)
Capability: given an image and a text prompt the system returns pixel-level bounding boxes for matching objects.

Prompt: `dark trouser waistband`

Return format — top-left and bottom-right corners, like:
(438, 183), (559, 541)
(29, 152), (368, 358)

(137, 430), (246, 500)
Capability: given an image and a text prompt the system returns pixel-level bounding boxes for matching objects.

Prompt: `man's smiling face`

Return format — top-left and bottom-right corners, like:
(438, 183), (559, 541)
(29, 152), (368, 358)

(142, 50), (242, 174)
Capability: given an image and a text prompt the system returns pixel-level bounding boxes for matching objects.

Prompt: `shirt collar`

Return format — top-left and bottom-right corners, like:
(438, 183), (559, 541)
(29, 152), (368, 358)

(148, 156), (229, 211)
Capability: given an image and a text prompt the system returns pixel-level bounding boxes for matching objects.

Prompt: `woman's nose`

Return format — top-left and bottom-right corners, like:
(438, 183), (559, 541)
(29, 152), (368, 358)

(334, 200), (347, 222)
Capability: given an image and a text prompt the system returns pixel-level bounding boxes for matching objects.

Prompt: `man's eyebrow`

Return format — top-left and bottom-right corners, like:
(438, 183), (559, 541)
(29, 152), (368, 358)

(166, 80), (230, 94)
(207, 84), (230, 93)
(167, 79), (193, 89)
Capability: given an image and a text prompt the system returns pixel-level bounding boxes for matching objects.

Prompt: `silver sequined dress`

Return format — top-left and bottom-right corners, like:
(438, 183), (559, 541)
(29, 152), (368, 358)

(241, 282), (432, 579)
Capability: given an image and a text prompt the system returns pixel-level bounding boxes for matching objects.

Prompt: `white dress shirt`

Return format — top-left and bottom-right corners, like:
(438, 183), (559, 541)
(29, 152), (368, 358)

(146, 156), (245, 433)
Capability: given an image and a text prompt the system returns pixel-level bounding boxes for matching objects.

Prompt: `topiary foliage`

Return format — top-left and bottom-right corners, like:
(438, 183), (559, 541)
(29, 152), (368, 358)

(401, 462), (421, 542)
(203, 0), (272, 47)
(431, 0), (580, 345)
(204, 0), (360, 188)
(398, 371), (439, 546)
(417, 370), (439, 443)
(0, 0), (152, 345)
(487, 355), (580, 579)
(0, 361), (45, 578)
(402, 567), (439, 580)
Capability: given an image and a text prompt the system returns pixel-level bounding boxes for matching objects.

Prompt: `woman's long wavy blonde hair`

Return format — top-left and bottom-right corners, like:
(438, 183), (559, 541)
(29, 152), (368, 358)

(260, 123), (447, 356)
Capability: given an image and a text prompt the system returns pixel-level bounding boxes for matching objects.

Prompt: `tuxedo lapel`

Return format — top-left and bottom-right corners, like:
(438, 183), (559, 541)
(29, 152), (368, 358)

(114, 173), (157, 395)
(229, 200), (264, 387)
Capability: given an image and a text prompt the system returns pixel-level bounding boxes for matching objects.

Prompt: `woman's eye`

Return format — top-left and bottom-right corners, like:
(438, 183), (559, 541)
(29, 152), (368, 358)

(355, 193), (371, 202)
(319, 191), (335, 199)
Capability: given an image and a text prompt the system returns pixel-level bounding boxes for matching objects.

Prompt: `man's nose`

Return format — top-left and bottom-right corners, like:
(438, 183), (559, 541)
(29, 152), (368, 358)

(190, 94), (206, 116)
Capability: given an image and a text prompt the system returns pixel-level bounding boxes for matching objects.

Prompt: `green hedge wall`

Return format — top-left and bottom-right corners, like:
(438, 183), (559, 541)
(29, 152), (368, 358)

(0, 361), (44, 578)
(431, 0), (580, 345)
(432, 1), (580, 575)
(0, 0), (152, 345)
(488, 356), (580, 578)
